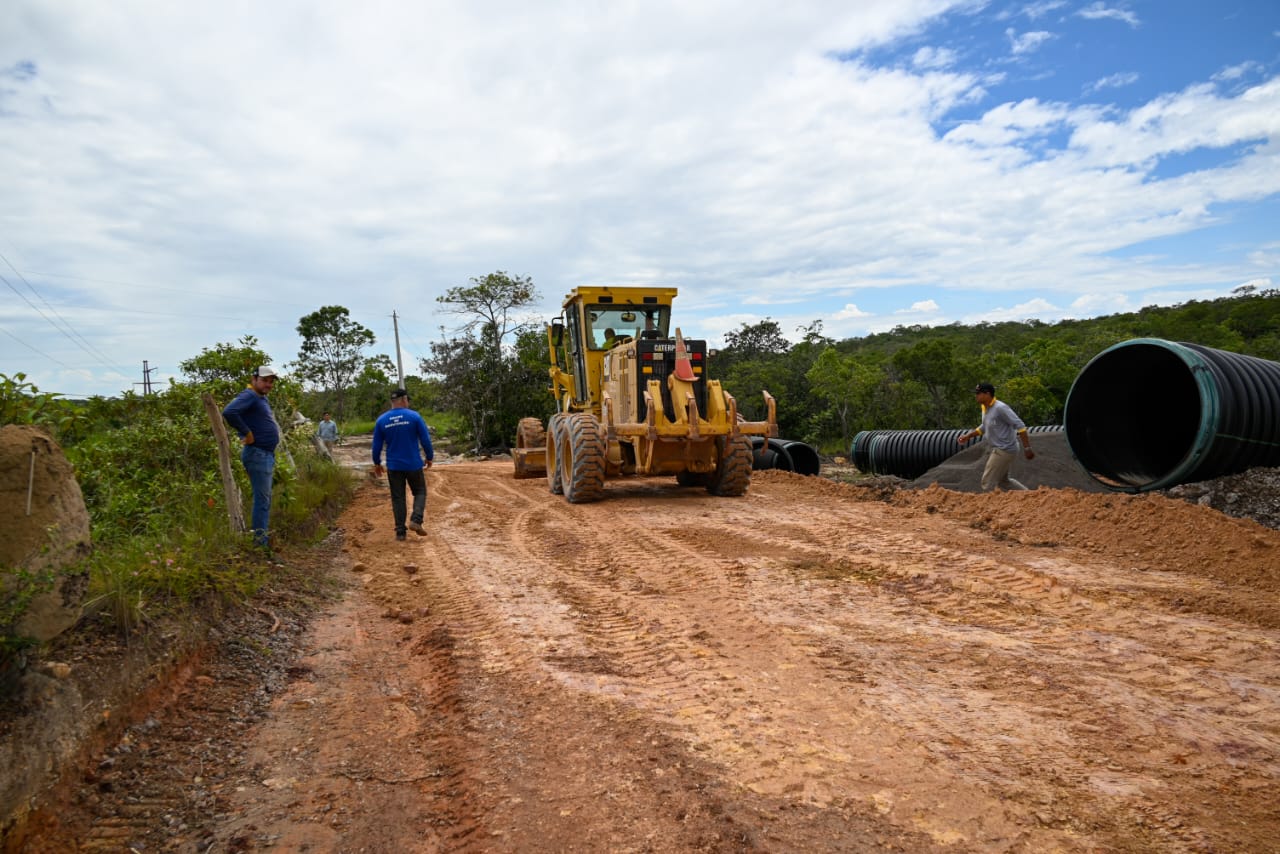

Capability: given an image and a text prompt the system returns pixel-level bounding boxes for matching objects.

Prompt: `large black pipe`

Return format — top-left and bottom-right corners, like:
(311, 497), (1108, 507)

(751, 436), (793, 471)
(749, 437), (822, 476)
(780, 440), (822, 476)
(851, 426), (1063, 479)
(1064, 338), (1280, 491)
(849, 430), (891, 472)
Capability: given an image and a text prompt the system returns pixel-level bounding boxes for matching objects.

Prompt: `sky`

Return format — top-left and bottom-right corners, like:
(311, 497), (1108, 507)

(2, 0), (1278, 399)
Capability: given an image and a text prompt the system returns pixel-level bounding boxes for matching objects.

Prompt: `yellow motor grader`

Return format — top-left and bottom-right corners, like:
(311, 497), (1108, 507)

(513, 285), (777, 502)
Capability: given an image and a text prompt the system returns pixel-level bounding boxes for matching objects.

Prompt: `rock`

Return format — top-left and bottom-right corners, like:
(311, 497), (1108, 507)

(0, 425), (92, 643)
(403, 564), (418, 575)
(42, 662), (71, 679)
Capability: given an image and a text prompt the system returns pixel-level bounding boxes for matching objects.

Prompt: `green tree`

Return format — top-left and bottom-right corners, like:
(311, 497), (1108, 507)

(292, 306), (376, 419)
(891, 338), (962, 428)
(180, 335), (271, 400)
(425, 272), (541, 451)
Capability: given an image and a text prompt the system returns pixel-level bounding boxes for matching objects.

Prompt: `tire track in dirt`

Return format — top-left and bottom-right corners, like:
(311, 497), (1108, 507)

(341, 461), (1280, 852)
(426, 474), (1063, 849)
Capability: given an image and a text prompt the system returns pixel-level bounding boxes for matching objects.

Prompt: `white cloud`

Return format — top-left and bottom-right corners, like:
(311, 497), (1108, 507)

(0, 1), (1276, 397)
(1006, 28), (1054, 55)
(1214, 61), (1262, 83)
(971, 297), (1064, 323)
(1069, 293), (1133, 316)
(1022, 1), (1067, 20)
(1085, 71), (1139, 94)
(1077, 3), (1139, 27)
(912, 45), (957, 70)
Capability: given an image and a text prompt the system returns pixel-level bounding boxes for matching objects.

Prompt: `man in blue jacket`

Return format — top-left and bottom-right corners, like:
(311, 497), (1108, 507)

(372, 387), (434, 541)
(222, 366), (281, 548)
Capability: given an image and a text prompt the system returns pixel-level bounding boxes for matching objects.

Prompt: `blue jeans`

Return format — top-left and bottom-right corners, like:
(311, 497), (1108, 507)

(240, 445), (275, 547)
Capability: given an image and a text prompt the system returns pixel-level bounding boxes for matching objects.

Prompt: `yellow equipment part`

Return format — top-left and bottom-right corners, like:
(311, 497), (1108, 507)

(514, 286), (777, 502)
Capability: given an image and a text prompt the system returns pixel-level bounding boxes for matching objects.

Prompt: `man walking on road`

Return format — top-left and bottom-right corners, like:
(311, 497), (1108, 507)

(958, 382), (1035, 492)
(372, 387), (434, 541)
(222, 366), (281, 549)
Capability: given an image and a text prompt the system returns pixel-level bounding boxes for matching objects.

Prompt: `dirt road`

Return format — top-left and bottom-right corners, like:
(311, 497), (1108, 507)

(27, 458), (1280, 852)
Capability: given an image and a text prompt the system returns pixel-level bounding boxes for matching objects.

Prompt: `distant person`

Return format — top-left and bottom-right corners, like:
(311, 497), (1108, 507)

(958, 382), (1035, 491)
(222, 366), (281, 550)
(602, 328), (618, 349)
(371, 387), (434, 541)
(317, 411), (339, 451)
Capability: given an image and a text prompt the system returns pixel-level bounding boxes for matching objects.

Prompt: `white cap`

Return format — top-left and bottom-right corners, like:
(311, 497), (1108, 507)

(254, 365), (277, 378)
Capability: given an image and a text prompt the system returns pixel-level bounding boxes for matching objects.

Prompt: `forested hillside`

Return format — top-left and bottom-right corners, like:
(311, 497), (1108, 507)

(711, 287), (1280, 449)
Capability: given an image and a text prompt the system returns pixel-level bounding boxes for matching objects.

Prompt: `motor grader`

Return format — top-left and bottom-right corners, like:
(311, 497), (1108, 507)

(513, 285), (777, 502)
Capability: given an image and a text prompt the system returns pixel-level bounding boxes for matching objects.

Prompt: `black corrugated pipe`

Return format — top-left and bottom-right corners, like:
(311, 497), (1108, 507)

(849, 430), (891, 472)
(780, 440), (822, 476)
(750, 437), (794, 471)
(868, 429), (973, 479)
(750, 437), (822, 476)
(853, 426), (1063, 479)
(1064, 338), (1280, 492)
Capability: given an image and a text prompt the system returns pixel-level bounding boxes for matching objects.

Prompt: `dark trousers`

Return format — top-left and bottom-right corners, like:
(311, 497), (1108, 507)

(387, 468), (427, 534)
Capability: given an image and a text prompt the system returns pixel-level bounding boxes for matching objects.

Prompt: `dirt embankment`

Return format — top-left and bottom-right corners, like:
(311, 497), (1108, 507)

(12, 449), (1280, 853)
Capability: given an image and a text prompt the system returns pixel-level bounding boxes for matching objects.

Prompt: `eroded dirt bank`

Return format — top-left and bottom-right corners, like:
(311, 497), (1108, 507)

(23, 460), (1280, 852)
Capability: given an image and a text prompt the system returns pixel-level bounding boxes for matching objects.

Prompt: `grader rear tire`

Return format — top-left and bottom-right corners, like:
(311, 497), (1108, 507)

(561, 414), (607, 503)
(707, 434), (752, 497)
(546, 414), (565, 495)
(513, 417), (547, 479)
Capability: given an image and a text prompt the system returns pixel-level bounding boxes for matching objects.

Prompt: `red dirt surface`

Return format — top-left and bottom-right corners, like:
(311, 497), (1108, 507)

(19, 455), (1280, 852)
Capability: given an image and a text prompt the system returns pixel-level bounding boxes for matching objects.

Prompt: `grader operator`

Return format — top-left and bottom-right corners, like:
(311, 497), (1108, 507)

(513, 286), (777, 502)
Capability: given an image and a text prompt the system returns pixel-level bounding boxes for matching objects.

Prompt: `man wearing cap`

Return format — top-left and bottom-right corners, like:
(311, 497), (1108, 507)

(958, 382), (1035, 491)
(222, 366), (282, 549)
(372, 387), (434, 541)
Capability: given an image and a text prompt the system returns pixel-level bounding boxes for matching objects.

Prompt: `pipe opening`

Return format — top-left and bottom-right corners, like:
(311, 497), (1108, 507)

(1065, 338), (1280, 491)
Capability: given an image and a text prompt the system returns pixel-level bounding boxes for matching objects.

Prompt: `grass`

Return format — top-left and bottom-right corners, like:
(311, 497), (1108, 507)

(77, 443), (355, 639)
(341, 409), (464, 442)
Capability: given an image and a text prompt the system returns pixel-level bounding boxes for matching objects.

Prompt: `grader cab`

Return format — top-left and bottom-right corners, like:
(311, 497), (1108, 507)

(513, 286), (778, 502)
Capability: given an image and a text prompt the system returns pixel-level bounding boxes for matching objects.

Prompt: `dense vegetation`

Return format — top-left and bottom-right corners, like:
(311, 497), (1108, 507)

(2, 338), (355, 661)
(3, 279), (1278, 659)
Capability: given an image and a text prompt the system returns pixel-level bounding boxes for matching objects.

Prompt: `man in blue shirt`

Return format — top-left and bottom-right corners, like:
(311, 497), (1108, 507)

(372, 387), (434, 541)
(222, 366), (281, 548)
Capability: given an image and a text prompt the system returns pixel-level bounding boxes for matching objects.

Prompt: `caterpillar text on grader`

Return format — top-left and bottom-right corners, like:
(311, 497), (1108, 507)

(513, 286), (778, 502)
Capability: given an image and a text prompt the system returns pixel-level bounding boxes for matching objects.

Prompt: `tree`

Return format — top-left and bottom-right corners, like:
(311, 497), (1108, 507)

(292, 307), (376, 419)
(891, 338), (971, 428)
(425, 272), (542, 452)
(180, 336), (270, 390)
(436, 272), (537, 345)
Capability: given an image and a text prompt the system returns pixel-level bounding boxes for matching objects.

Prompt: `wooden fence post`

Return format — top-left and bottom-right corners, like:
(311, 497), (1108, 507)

(202, 392), (246, 534)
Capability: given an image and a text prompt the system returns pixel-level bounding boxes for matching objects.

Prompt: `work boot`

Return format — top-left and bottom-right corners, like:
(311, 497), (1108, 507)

(410, 521), (426, 536)
(395, 532), (407, 541)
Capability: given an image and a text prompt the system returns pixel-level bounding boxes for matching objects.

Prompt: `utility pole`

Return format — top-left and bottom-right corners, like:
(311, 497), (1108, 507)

(392, 311), (405, 386)
(136, 360), (157, 395)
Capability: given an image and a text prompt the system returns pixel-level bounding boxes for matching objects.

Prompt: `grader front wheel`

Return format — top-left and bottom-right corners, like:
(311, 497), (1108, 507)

(707, 434), (752, 497)
(560, 414), (607, 503)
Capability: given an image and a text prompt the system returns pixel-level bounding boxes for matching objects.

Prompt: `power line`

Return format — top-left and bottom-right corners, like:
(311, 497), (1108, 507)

(0, 253), (123, 370)
(0, 323), (73, 368)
